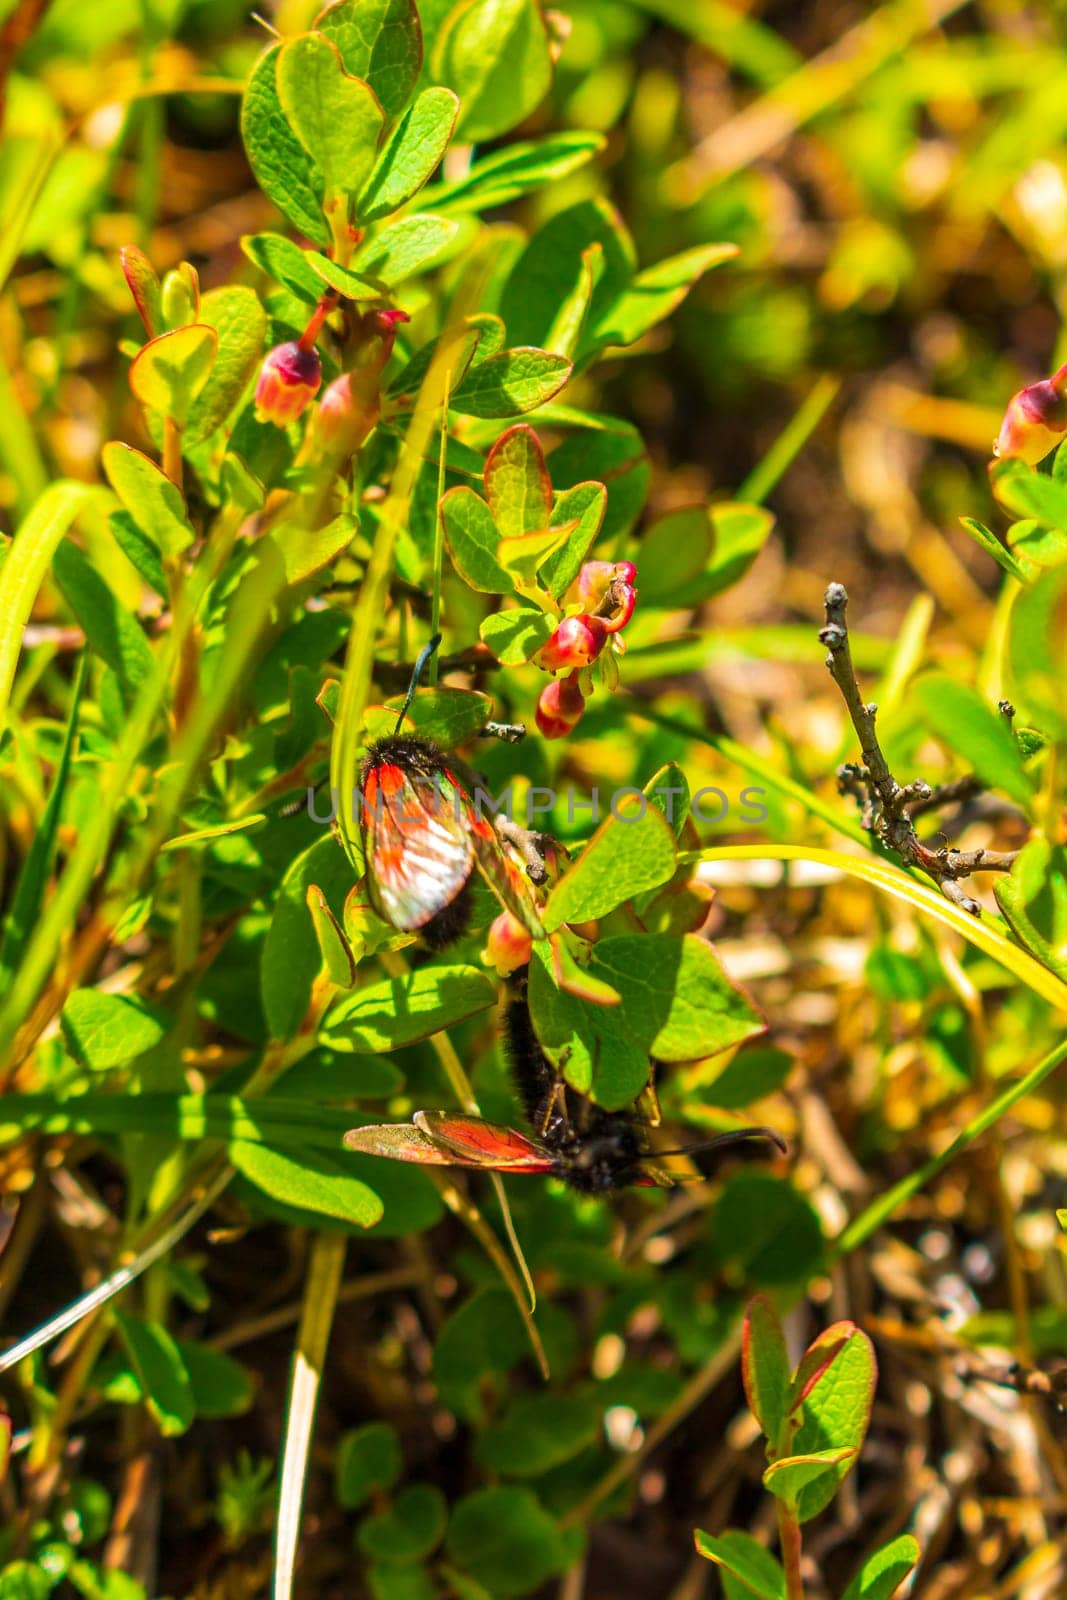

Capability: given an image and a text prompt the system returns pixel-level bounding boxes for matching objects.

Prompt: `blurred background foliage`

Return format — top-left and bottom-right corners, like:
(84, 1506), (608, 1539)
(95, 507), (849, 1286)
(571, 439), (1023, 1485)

(2, 1), (1067, 1598)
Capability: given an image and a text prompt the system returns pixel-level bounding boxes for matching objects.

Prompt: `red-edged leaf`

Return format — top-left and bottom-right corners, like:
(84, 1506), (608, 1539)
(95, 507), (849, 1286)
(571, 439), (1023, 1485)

(742, 1296), (792, 1453)
(484, 424), (552, 539)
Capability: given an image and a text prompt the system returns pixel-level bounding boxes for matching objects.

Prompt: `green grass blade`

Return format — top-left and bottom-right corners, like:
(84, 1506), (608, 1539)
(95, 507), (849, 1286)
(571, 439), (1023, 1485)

(0, 653), (87, 998)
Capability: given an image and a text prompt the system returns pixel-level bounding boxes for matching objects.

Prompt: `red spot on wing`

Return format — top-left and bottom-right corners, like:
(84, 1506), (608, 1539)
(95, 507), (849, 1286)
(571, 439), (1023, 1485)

(414, 1111), (557, 1171)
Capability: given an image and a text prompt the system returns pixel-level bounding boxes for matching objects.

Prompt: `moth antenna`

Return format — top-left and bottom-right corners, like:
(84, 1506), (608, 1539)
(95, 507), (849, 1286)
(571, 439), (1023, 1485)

(652, 1125), (787, 1159)
(394, 632), (442, 733)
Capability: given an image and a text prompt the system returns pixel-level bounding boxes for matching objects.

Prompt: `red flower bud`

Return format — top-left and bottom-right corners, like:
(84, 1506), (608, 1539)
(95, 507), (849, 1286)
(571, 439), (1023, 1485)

(484, 909), (533, 976)
(535, 672), (586, 739)
(600, 581), (636, 635)
(254, 341), (322, 426)
(535, 614), (608, 672)
(994, 364), (1067, 465)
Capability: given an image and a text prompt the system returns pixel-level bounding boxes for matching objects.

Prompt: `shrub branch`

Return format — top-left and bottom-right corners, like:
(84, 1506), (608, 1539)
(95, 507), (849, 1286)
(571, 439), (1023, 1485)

(819, 582), (1018, 916)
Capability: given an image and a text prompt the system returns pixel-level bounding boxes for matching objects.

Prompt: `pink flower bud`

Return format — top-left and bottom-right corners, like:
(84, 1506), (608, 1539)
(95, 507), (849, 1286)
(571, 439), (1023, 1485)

(570, 559), (637, 608)
(535, 614), (608, 672)
(484, 910), (533, 976)
(254, 341), (322, 426)
(535, 672), (586, 739)
(317, 370), (380, 455)
(994, 364), (1067, 465)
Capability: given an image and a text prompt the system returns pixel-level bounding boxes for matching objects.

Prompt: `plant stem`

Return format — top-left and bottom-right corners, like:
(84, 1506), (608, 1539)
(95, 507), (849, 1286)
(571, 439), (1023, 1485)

(776, 1500), (805, 1600)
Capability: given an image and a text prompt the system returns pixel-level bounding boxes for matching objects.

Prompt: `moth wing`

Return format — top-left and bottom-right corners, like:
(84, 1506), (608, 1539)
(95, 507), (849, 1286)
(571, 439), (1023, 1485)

(471, 823), (546, 939)
(413, 1110), (556, 1171)
(361, 758), (475, 932)
(343, 1123), (459, 1165)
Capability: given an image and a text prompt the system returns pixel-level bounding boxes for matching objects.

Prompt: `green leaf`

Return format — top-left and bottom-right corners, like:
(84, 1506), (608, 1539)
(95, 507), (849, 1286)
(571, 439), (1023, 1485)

(261, 836), (356, 1040)
(693, 1530), (785, 1600)
(543, 808), (678, 930)
(592, 935), (764, 1062)
(546, 415), (648, 541)
(959, 516), (1027, 582)
(175, 1339), (254, 1419)
(307, 887), (356, 988)
(479, 605), (554, 664)
(789, 1323), (875, 1522)
(699, 1046), (794, 1110)
(120, 245), (162, 337)
(268, 511), (358, 587)
(241, 232), (325, 303)
(386, 315), (488, 399)
(184, 287), (268, 445)
(762, 1447), (857, 1508)
(840, 1535), (921, 1600)
(741, 1295), (791, 1451)
(429, 132), (605, 212)
(484, 425), (552, 539)
(52, 540), (154, 698)
(544, 242), (601, 360)
(474, 1395), (600, 1477)
(277, 34), (385, 209)
(230, 1140), (383, 1227)
(101, 442), (195, 557)
(705, 502), (776, 598)
(0, 1565), (52, 1600)
(539, 481), (606, 599)
(450, 348), (571, 418)
(380, 686), (492, 745)
(241, 44), (328, 243)
(441, 485), (507, 592)
(636, 506), (713, 606)
(128, 325), (218, 426)
(1008, 562), (1067, 738)
(306, 252), (381, 299)
(445, 1487), (568, 1598)
(995, 839), (1067, 983)
(529, 933), (763, 1109)
(368, 1567), (438, 1600)
(112, 1311), (194, 1437)
(336, 1422), (403, 1509)
(60, 989), (171, 1070)
(594, 243), (738, 348)
(957, 1305), (1067, 1355)
(715, 1173), (824, 1290)
(317, 0), (423, 120)
(499, 198), (635, 351)
(356, 213), (460, 282)
(991, 457), (1067, 529)
(433, 0), (553, 144)
(108, 511), (166, 597)
(433, 1288), (533, 1418)
(321, 964), (496, 1051)
(358, 1483), (447, 1564)
(359, 86), (458, 222)
(912, 674), (1032, 810)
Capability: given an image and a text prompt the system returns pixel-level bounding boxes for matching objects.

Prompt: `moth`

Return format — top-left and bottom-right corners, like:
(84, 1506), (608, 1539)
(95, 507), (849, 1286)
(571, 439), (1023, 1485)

(359, 638), (544, 948)
(345, 982), (785, 1193)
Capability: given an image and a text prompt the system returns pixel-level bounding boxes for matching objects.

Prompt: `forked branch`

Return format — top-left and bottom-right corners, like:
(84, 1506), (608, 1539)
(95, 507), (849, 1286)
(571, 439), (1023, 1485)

(819, 583), (1018, 916)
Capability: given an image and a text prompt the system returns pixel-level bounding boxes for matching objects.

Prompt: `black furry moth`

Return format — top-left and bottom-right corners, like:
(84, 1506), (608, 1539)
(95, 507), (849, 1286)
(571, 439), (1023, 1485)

(345, 979), (785, 1193)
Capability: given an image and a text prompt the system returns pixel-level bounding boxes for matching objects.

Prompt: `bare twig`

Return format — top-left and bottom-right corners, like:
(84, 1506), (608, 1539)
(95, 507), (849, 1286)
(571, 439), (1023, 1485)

(819, 583), (1019, 916)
